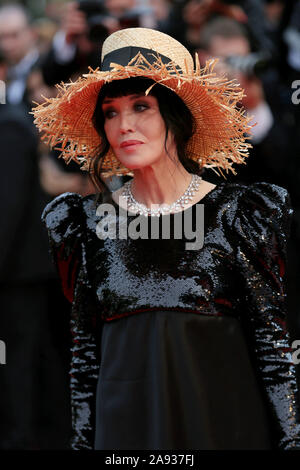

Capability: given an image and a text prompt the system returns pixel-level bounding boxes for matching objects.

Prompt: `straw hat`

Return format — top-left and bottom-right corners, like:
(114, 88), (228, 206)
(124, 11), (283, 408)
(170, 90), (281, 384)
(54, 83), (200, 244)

(32, 27), (253, 177)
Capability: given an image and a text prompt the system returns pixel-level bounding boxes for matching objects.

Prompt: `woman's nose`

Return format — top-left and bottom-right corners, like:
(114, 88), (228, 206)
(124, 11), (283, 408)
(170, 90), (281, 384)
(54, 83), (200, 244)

(119, 111), (135, 134)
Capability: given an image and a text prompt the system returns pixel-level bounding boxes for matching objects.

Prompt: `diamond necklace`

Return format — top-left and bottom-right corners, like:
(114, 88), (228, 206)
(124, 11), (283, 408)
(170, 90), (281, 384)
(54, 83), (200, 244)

(121, 174), (203, 216)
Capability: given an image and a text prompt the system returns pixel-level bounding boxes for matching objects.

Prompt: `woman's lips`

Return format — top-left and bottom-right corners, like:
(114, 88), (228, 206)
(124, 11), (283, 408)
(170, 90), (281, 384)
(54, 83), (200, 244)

(120, 140), (144, 148)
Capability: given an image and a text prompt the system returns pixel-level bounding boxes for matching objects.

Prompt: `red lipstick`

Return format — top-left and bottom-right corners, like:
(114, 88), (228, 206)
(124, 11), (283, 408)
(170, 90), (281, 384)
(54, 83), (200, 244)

(120, 140), (143, 148)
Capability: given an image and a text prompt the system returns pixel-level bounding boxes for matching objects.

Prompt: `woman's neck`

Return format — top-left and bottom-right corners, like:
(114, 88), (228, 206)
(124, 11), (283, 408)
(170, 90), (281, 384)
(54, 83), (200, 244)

(131, 164), (192, 208)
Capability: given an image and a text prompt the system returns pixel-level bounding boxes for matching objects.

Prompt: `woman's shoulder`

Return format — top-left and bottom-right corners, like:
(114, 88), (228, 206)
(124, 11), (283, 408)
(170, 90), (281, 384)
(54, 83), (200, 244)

(41, 192), (102, 244)
(211, 180), (289, 202)
(208, 181), (293, 243)
(210, 180), (292, 216)
(225, 181), (291, 215)
(222, 181), (293, 250)
(41, 191), (103, 221)
(41, 192), (83, 232)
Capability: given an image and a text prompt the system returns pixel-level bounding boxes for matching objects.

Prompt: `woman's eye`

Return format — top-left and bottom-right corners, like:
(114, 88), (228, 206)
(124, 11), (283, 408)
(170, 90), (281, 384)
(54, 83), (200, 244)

(134, 103), (148, 112)
(103, 109), (117, 119)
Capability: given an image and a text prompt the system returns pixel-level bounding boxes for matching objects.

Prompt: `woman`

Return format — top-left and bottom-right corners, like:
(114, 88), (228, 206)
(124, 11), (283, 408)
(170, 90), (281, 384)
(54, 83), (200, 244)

(33, 27), (300, 450)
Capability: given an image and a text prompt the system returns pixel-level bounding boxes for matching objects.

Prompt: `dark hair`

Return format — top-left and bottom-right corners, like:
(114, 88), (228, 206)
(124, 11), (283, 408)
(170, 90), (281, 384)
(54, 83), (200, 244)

(200, 17), (248, 50)
(90, 77), (202, 192)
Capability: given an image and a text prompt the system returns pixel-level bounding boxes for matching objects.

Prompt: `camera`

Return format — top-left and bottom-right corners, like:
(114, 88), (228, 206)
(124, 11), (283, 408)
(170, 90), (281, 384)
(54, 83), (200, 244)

(78, 0), (110, 42)
(118, 10), (140, 29)
(224, 51), (272, 76)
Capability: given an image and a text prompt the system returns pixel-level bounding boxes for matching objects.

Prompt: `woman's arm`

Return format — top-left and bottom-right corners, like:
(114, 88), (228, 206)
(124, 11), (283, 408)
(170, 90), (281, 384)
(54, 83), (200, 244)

(42, 193), (101, 450)
(233, 182), (300, 449)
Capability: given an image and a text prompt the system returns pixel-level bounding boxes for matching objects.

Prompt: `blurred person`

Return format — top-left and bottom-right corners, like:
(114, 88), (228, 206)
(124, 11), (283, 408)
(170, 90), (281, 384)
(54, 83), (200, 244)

(41, 1), (120, 87)
(27, 67), (57, 105)
(156, 0), (216, 49)
(264, 0), (285, 40)
(0, 31), (73, 450)
(104, 0), (155, 28)
(198, 17), (294, 187)
(31, 17), (59, 55)
(235, 0), (275, 52)
(38, 151), (97, 197)
(0, 49), (7, 83)
(41, 0), (155, 89)
(261, 0), (292, 98)
(0, 99), (72, 449)
(149, 0), (171, 26)
(26, 66), (96, 196)
(262, 1), (300, 94)
(25, 60), (98, 198)
(0, 3), (39, 106)
(159, 0), (274, 54)
(105, 0), (136, 17)
(283, 0), (300, 80)
(183, 0), (223, 49)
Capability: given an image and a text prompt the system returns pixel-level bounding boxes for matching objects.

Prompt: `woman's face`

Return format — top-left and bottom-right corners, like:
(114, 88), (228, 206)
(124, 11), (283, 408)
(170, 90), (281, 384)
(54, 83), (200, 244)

(101, 93), (174, 171)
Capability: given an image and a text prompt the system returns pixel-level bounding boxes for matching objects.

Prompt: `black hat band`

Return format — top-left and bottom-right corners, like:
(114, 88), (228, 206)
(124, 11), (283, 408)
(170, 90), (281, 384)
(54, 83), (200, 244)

(101, 46), (182, 73)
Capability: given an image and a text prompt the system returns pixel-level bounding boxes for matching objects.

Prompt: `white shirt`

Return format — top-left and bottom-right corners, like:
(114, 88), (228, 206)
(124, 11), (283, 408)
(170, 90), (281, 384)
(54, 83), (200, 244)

(7, 48), (39, 104)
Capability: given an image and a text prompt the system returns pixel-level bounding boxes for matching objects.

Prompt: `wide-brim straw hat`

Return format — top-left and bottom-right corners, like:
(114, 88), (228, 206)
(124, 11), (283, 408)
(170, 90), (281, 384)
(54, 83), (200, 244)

(32, 27), (253, 178)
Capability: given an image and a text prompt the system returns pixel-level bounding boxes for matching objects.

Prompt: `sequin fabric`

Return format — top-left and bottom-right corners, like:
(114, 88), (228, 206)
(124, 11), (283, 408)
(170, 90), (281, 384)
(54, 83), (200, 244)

(42, 181), (300, 450)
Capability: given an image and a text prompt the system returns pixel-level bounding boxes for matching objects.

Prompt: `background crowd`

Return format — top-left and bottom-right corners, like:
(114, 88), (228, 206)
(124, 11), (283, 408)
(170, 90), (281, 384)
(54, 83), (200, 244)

(0, 0), (299, 450)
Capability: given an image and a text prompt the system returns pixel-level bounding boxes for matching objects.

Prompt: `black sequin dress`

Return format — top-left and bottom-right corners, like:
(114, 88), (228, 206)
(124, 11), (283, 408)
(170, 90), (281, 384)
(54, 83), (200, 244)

(42, 181), (300, 450)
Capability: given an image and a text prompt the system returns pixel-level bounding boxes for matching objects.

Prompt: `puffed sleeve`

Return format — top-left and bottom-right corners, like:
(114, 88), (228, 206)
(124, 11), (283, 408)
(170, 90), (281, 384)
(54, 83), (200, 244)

(41, 192), (83, 303)
(42, 193), (100, 450)
(232, 182), (300, 450)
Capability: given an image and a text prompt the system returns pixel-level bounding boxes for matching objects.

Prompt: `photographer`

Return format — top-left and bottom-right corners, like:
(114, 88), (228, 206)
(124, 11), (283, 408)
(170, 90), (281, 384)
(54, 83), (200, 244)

(158, 0), (274, 54)
(41, 1), (119, 87)
(198, 17), (294, 186)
